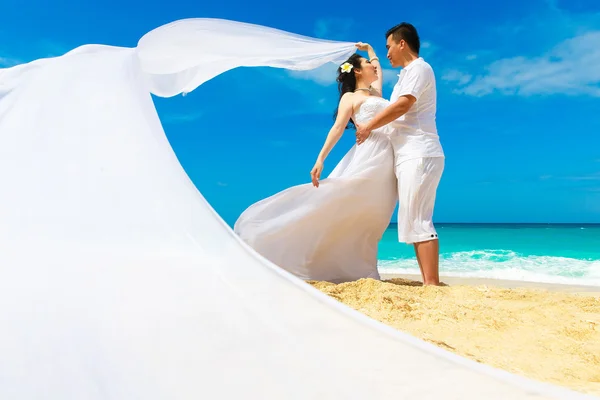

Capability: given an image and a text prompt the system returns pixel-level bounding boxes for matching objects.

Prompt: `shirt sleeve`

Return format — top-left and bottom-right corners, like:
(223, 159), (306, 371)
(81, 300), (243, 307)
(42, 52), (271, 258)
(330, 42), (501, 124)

(395, 65), (431, 101)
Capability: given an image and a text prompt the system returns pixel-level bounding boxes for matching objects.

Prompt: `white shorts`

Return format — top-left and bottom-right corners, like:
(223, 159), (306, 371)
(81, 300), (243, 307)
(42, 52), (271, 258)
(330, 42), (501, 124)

(395, 157), (444, 244)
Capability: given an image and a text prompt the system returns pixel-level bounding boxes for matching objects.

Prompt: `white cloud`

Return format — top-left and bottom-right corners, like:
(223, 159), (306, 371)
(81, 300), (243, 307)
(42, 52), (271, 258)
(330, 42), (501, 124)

(420, 41), (438, 58)
(442, 69), (473, 86)
(451, 30), (600, 97)
(439, 1), (600, 98)
(287, 63), (338, 86)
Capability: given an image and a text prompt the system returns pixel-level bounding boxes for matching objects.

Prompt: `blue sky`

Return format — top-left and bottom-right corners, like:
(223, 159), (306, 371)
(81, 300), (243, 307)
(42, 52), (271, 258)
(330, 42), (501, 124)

(1, 0), (599, 225)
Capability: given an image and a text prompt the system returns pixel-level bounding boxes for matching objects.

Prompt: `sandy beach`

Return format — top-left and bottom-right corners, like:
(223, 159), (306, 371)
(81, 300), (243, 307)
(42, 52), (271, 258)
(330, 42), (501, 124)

(309, 274), (600, 396)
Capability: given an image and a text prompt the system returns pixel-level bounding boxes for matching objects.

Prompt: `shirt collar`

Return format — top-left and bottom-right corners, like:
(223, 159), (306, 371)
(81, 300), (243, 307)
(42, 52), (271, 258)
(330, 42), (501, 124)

(397, 57), (424, 76)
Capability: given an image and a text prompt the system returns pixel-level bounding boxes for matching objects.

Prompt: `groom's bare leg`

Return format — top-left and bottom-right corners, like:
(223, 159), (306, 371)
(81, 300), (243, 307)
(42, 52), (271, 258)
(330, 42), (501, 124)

(414, 252), (425, 282)
(414, 239), (439, 285)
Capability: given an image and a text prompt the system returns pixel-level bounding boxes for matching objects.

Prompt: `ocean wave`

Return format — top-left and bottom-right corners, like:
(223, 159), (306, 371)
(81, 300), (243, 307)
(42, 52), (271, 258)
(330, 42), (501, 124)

(378, 250), (600, 286)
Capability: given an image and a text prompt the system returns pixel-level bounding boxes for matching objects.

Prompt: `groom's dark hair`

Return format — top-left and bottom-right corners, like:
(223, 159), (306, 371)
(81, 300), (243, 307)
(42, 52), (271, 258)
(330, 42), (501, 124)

(386, 23), (420, 55)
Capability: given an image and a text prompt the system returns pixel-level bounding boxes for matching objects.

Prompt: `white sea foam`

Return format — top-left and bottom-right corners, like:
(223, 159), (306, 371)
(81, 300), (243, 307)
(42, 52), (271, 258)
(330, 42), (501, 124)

(378, 250), (600, 286)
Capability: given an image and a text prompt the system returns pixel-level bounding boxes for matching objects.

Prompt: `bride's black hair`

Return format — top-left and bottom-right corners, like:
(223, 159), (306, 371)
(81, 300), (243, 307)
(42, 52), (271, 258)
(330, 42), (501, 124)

(333, 53), (363, 130)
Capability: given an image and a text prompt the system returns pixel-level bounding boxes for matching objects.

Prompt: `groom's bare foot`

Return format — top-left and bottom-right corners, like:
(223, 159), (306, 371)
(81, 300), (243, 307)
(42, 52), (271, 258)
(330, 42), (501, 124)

(414, 239), (440, 285)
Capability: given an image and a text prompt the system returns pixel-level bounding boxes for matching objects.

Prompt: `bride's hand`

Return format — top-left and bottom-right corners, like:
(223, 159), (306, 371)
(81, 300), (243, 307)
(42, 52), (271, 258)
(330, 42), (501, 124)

(355, 42), (371, 51)
(310, 161), (323, 188)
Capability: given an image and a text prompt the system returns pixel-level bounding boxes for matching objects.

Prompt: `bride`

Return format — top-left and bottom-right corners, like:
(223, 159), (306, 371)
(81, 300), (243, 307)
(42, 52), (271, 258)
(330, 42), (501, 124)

(234, 43), (397, 283)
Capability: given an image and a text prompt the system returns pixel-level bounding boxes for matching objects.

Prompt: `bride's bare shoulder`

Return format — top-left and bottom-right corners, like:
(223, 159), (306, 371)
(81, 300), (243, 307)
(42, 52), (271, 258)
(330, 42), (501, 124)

(337, 91), (356, 109)
(339, 91), (355, 101)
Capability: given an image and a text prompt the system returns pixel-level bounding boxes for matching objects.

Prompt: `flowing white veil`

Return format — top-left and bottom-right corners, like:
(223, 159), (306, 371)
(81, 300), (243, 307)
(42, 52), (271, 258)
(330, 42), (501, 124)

(137, 18), (357, 97)
(0, 18), (585, 400)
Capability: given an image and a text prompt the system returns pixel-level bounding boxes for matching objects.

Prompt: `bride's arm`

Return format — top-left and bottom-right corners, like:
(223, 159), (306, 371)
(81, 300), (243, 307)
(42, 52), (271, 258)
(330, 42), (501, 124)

(356, 42), (383, 96)
(310, 93), (354, 187)
(315, 93), (354, 163)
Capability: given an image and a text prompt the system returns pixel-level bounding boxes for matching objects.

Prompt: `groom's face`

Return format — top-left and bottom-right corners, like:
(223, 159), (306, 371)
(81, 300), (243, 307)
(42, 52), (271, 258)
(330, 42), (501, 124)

(386, 35), (403, 68)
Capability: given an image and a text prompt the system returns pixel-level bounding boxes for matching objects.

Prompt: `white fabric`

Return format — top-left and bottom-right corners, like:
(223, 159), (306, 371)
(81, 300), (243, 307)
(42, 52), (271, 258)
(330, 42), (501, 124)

(0, 18), (589, 400)
(389, 57), (445, 165)
(136, 18), (357, 97)
(396, 157), (445, 243)
(235, 96), (397, 283)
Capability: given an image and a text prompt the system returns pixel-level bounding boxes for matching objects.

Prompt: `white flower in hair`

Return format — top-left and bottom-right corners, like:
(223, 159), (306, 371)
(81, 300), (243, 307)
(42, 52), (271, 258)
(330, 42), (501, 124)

(340, 62), (353, 73)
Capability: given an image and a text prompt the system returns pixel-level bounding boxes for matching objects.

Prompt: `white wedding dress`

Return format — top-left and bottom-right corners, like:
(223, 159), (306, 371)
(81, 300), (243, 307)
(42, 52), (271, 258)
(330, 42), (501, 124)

(235, 96), (398, 283)
(0, 18), (577, 400)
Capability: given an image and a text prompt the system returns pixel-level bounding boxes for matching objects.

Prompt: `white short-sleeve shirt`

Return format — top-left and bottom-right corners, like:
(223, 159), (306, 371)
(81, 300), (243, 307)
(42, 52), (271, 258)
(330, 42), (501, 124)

(389, 57), (444, 165)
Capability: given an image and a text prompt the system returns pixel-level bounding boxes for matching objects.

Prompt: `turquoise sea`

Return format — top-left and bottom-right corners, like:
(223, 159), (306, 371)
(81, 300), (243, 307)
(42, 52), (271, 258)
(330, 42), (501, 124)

(377, 224), (600, 286)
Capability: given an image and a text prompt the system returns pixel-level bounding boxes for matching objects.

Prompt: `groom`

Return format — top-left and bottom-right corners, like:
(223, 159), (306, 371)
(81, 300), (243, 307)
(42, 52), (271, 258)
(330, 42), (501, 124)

(355, 22), (445, 286)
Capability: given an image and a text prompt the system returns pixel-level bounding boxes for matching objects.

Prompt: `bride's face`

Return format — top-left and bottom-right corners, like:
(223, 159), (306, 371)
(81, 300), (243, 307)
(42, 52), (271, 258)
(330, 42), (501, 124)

(356, 58), (378, 85)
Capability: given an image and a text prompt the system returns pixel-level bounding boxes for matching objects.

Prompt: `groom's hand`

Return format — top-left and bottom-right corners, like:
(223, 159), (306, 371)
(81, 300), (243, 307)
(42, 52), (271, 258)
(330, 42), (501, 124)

(355, 123), (372, 145)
